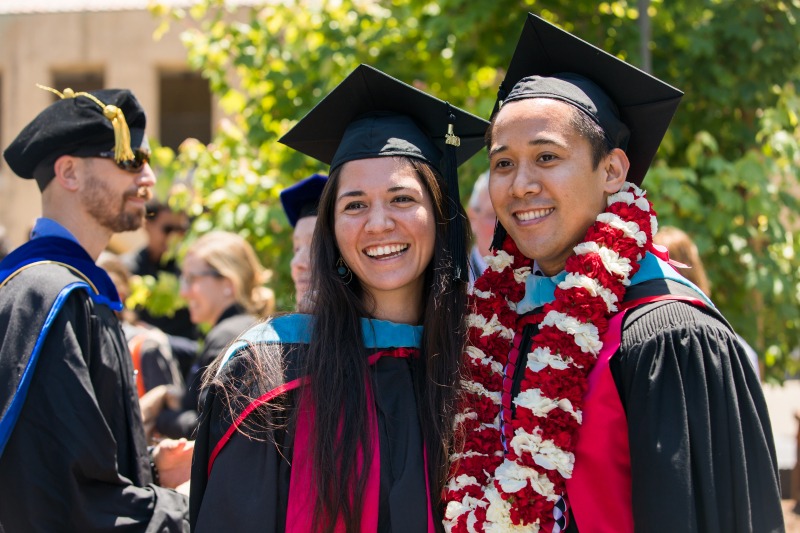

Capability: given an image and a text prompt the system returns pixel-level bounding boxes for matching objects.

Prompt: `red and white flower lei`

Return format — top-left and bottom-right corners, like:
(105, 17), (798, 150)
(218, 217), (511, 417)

(445, 182), (658, 533)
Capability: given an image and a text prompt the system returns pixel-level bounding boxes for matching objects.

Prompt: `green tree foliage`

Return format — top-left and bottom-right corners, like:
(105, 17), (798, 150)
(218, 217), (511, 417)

(151, 0), (800, 379)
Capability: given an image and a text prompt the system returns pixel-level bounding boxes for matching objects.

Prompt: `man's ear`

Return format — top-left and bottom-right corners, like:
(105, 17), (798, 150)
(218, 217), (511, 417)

(52, 155), (81, 192)
(602, 148), (630, 193)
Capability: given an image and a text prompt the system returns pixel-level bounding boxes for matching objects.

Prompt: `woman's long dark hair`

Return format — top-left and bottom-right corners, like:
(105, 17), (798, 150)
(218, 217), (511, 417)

(304, 156), (470, 533)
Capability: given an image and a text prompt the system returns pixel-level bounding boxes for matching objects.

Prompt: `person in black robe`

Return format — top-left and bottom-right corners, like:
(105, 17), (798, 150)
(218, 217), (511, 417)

(0, 86), (191, 532)
(460, 14), (783, 533)
(190, 66), (488, 532)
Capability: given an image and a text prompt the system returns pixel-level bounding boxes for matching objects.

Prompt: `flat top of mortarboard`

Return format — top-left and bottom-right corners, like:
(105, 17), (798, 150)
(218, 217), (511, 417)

(279, 64), (489, 174)
(495, 13), (683, 186)
(280, 173), (329, 228)
(3, 87), (147, 183)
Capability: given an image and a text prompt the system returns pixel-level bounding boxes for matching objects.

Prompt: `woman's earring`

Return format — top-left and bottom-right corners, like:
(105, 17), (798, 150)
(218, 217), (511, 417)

(336, 256), (353, 284)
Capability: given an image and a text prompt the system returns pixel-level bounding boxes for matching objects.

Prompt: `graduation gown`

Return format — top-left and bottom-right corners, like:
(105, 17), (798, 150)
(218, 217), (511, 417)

(508, 256), (783, 533)
(0, 238), (189, 532)
(190, 315), (434, 533)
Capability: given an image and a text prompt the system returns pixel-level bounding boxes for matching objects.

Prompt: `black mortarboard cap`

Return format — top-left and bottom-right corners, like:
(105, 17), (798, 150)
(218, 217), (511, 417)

(280, 173), (329, 227)
(279, 64), (490, 282)
(494, 13), (683, 186)
(4, 88), (147, 191)
(490, 14), (683, 251)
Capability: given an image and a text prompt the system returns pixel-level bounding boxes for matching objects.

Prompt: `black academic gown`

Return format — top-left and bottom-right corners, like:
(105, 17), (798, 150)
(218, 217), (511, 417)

(509, 278), (784, 533)
(190, 316), (432, 533)
(0, 262), (189, 532)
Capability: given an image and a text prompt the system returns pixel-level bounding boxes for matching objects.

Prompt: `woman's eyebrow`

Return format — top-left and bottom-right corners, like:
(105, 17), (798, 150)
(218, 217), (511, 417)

(387, 186), (410, 193)
(338, 190), (365, 201)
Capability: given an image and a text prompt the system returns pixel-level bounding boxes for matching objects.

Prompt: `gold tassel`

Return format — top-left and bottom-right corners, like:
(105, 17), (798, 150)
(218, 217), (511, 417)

(101, 105), (135, 162)
(35, 83), (135, 163)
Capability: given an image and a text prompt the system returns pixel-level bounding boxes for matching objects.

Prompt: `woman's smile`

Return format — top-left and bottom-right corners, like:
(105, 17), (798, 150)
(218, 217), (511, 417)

(364, 243), (409, 260)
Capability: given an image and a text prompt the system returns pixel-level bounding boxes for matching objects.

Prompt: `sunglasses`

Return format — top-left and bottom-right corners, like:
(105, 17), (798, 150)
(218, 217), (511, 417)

(94, 148), (151, 173)
(179, 270), (223, 287)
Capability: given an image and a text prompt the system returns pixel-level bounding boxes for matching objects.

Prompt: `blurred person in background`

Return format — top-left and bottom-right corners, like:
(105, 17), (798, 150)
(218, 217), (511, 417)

(154, 231), (274, 439)
(466, 170), (496, 282)
(654, 226), (761, 379)
(123, 198), (198, 376)
(280, 173), (327, 310)
(0, 87), (189, 531)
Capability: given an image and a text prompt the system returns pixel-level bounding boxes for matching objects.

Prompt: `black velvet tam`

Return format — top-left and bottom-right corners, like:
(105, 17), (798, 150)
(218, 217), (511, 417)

(279, 64), (489, 174)
(279, 173), (328, 227)
(496, 13), (683, 186)
(3, 89), (147, 189)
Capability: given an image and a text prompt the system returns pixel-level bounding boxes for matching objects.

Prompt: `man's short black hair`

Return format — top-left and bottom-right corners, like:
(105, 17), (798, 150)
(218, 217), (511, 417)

(569, 106), (614, 170)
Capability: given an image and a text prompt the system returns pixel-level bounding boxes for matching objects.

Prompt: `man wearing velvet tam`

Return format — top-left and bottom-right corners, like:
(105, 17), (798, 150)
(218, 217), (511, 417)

(0, 87), (190, 531)
(444, 14), (783, 533)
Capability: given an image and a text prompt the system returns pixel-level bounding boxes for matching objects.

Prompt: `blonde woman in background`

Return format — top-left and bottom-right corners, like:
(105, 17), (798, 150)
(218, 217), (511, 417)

(654, 226), (760, 379)
(155, 231), (275, 439)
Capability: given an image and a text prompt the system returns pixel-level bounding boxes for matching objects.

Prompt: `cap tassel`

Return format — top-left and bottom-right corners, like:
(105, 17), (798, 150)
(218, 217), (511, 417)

(490, 219), (508, 252)
(497, 82), (507, 109)
(445, 104), (468, 283)
(35, 83), (135, 163)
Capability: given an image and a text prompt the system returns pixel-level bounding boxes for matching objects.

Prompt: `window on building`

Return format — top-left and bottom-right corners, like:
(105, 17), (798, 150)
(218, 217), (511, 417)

(159, 71), (212, 151)
(51, 71), (104, 100)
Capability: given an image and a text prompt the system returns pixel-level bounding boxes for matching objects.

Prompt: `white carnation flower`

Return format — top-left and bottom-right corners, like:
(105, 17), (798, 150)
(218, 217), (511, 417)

(596, 212), (647, 247)
(449, 474), (480, 491)
(484, 487), (539, 533)
(606, 190), (635, 207)
(634, 196), (651, 212)
(650, 214), (658, 237)
(465, 346), (504, 373)
(474, 288), (493, 299)
(571, 243), (632, 285)
(573, 241), (601, 256)
(462, 380), (502, 404)
(514, 267), (532, 284)
(486, 251), (514, 272)
(541, 309), (603, 355)
(620, 181), (645, 197)
(558, 273), (619, 313)
(514, 388), (559, 417)
(466, 313), (514, 340)
(527, 346), (570, 372)
(510, 429), (576, 479)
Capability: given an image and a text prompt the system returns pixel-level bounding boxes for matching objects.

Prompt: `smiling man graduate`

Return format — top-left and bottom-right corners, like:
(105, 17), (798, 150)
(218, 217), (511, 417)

(444, 14), (783, 533)
(0, 87), (190, 532)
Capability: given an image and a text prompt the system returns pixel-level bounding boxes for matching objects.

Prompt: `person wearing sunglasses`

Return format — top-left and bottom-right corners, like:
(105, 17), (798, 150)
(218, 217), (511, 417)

(0, 87), (190, 531)
(122, 198), (198, 348)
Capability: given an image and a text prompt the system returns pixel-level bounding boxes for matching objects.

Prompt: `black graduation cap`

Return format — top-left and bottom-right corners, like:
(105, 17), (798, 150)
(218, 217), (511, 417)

(4, 87), (147, 191)
(279, 64), (490, 282)
(280, 173), (329, 227)
(494, 13), (683, 186)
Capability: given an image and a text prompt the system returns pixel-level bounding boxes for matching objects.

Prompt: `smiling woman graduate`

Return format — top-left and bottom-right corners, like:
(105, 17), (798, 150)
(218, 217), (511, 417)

(189, 65), (489, 533)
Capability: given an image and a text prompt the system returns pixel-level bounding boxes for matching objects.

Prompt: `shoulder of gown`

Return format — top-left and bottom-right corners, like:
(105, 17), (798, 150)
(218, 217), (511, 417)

(609, 297), (784, 533)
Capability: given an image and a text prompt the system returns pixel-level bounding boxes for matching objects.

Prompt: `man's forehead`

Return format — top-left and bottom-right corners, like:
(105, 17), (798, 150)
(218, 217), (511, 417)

(491, 98), (577, 149)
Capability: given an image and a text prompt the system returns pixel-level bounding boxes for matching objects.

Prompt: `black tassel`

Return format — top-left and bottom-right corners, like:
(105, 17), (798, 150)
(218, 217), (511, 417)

(497, 82), (507, 107)
(490, 219), (508, 253)
(445, 103), (468, 283)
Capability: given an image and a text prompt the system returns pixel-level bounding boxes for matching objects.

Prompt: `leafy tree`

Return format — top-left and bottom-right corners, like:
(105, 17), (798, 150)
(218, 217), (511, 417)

(151, 0), (800, 379)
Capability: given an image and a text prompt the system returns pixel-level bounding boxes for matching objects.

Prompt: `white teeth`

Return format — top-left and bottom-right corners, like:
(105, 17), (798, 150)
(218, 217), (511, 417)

(365, 244), (408, 257)
(516, 208), (554, 221)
